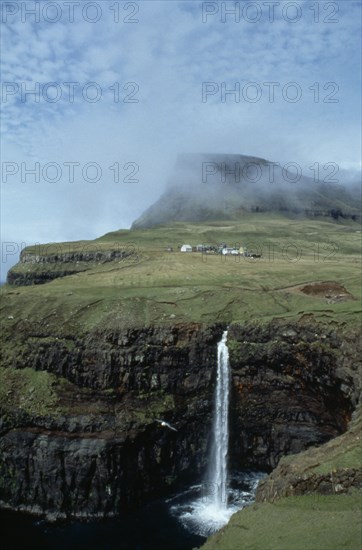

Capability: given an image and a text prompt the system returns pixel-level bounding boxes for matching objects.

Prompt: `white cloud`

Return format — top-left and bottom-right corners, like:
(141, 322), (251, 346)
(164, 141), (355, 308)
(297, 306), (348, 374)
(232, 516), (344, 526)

(0, 0), (361, 279)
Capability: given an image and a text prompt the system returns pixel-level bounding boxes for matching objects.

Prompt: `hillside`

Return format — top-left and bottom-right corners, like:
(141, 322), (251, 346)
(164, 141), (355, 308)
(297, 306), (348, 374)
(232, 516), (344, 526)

(4, 215), (361, 328)
(1, 215), (361, 545)
(132, 154), (361, 228)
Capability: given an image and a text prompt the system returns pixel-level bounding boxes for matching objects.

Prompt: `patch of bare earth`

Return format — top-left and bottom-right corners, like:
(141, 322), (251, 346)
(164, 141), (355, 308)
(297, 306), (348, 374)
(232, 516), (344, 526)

(279, 281), (355, 304)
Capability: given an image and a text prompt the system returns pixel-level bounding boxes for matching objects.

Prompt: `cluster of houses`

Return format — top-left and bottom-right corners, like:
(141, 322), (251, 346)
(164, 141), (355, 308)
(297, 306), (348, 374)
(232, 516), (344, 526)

(164, 243), (261, 258)
(179, 243), (260, 257)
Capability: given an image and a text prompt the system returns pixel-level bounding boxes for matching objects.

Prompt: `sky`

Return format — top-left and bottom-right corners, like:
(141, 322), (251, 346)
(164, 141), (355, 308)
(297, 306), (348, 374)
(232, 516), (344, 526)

(1, 0), (361, 279)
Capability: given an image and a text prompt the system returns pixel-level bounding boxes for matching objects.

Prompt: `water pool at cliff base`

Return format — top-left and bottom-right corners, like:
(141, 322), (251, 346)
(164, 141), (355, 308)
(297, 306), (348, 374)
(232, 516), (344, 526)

(1, 471), (263, 550)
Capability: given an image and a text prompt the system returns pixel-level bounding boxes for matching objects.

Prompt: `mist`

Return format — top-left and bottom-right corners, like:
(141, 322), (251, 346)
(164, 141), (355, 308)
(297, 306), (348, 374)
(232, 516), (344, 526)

(1, 1), (361, 279)
(131, 153), (361, 228)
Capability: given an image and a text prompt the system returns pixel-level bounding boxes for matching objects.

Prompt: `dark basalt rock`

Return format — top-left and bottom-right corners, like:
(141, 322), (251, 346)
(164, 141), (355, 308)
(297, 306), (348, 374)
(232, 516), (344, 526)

(0, 420), (211, 521)
(7, 249), (135, 286)
(255, 405), (362, 502)
(0, 320), (360, 520)
(0, 324), (223, 520)
(6, 269), (87, 286)
(9, 324), (222, 391)
(228, 322), (361, 470)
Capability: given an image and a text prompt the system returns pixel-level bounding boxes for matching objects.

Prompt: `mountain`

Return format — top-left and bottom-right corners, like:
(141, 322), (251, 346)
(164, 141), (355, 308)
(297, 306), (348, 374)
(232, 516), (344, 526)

(132, 154), (361, 228)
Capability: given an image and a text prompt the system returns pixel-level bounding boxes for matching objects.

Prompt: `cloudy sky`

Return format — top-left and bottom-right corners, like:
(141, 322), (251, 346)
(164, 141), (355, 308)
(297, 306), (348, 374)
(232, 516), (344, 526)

(1, 0), (361, 278)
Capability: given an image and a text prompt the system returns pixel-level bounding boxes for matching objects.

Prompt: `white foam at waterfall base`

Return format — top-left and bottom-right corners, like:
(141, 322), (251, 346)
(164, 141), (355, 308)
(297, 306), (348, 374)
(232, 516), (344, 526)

(169, 330), (265, 537)
(173, 495), (236, 537)
(168, 474), (263, 537)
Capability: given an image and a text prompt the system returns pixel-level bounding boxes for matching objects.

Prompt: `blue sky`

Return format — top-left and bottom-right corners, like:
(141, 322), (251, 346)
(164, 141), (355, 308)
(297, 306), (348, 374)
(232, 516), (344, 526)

(1, 0), (361, 278)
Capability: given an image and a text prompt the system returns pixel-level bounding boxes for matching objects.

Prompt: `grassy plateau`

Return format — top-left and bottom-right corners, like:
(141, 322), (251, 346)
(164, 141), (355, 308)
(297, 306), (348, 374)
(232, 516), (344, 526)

(1, 214), (361, 549)
(2, 214), (361, 333)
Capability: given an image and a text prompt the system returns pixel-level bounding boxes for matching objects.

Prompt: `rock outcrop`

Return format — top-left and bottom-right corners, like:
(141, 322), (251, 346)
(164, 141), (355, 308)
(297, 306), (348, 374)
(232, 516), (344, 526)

(255, 404), (362, 503)
(7, 248), (136, 286)
(228, 321), (361, 470)
(0, 324), (222, 520)
(0, 320), (360, 520)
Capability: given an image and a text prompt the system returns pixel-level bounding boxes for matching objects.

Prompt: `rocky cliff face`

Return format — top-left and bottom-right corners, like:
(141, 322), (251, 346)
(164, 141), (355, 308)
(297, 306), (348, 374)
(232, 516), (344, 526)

(0, 324), (222, 520)
(227, 322), (361, 470)
(255, 402), (362, 504)
(7, 249), (135, 286)
(0, 320), (360, 520)
(8, 325), (220, 391)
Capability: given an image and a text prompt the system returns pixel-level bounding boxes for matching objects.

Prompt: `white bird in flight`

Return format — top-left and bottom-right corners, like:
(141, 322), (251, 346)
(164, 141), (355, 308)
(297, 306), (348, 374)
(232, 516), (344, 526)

(155, 419), (178, 432)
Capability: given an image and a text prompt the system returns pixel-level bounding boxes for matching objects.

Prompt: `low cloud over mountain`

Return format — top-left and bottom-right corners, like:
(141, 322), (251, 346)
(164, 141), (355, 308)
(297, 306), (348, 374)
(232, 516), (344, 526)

(132, 154), (361, 228)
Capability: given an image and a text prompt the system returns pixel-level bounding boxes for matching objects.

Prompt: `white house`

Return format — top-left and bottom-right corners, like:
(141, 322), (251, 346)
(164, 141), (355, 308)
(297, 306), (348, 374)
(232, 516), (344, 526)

(222, 247), (239, 255)
(180, 244), (192, 252)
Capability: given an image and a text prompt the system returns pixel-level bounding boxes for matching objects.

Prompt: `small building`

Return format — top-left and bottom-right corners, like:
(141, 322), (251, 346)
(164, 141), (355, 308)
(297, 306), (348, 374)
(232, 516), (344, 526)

(180, 244), (192, 252)
(222, 247), (239, 255)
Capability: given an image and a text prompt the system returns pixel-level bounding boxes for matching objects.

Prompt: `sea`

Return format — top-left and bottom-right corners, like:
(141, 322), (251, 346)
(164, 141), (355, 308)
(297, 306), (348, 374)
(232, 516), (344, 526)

(0, 471), (263, 550)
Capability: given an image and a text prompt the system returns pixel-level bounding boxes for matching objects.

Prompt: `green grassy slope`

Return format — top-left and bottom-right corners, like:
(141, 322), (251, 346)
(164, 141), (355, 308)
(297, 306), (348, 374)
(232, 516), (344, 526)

(2, 215), (361, 334)
(201, 494), (362, 550)
(1, 215), (361, 545)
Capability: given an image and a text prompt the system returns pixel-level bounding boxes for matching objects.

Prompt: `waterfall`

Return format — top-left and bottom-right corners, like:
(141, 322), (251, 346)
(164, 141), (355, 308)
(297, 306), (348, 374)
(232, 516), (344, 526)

(169, 329), (264, 536)
(208, 330), (230, 509)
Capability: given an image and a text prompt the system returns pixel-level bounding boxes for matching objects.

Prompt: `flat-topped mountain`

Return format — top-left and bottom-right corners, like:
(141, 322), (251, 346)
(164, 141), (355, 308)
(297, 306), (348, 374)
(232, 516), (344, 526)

(132, 154), (361, 228)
